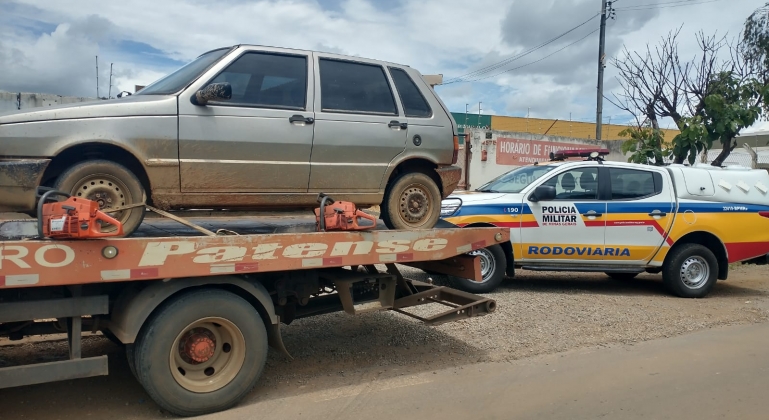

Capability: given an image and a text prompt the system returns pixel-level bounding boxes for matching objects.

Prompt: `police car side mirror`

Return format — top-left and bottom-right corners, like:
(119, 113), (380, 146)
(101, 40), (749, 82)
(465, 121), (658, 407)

(529, 185), (556, 202)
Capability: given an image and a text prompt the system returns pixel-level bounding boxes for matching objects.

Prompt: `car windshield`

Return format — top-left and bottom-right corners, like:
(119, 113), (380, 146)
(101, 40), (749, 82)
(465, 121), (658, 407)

(476, 165), (557, 193)
(136, 48), (232, 95)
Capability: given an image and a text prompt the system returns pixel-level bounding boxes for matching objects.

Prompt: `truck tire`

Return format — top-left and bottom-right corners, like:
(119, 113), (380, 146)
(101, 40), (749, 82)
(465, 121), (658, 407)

(662, 244), (718, 298)
(605, 272), (638, 281)
(133, 289), (268, 417)
(382, 172), (441, 230)
(53, 159), (146, 237)
(125, 343), (138, 380)
(448, 244), (506, 294)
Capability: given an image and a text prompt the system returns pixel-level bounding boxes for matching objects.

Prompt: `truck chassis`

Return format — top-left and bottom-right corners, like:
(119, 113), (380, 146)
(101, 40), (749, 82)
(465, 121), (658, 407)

(0, 220), (507, 416)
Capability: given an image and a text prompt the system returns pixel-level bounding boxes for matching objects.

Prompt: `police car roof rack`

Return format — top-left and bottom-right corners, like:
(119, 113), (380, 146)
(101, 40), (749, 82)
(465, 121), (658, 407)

(549, 148), (610, 162)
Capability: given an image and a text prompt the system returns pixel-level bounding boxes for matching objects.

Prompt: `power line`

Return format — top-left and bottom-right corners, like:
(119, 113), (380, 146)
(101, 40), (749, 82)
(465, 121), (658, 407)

(615, 0), (723, 11)
(456, 28), (599, 83)
(444, 13), (599, 84)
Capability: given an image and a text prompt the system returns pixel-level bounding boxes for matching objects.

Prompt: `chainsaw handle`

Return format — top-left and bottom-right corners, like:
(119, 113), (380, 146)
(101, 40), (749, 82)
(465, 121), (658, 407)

(90, 212), (125, 237)
(354, 210), (378, 230)
(317, 194), (334, 232)
(36, 188), (72, 238)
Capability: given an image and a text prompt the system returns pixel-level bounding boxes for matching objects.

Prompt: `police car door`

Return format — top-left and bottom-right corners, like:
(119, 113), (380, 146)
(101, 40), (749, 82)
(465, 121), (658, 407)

(603, 165), (675, 264)
(519, 165), (606, 264)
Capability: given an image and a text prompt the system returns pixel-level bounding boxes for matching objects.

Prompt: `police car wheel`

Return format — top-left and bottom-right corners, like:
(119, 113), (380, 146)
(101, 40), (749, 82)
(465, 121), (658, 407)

(448, 244), (506, 294)
(662, 244), (718, 298)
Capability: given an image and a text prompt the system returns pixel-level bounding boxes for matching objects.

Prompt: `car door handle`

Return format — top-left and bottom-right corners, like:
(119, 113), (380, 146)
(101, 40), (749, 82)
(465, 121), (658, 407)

(583, 210), (603, 217)
(289, 115), (314, 124)
(648, 210), (667, 217)
(388, 120), (407, 129)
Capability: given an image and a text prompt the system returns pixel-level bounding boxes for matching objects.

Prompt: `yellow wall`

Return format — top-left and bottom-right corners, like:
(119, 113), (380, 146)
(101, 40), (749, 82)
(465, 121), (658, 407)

(490, 115), (680, 141)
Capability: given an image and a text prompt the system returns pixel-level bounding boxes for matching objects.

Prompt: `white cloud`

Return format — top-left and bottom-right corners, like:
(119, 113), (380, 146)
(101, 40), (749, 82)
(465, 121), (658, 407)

(0, 0), (762, 126)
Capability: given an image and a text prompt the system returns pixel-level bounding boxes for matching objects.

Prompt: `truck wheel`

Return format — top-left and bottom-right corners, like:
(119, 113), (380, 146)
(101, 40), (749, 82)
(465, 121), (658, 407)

(662, 244), (718, 298)
(133, 289), (268, 417)
(605, 272), (638, 281)
(382, 172), (441, 230)
(448, 244), (506, 293)
(53, 159), (146, 236)
(125, 343), (138, 380)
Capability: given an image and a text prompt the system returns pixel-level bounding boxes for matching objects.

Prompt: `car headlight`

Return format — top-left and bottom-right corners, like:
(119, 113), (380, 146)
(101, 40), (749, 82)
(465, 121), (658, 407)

(440, 197), (463, 217)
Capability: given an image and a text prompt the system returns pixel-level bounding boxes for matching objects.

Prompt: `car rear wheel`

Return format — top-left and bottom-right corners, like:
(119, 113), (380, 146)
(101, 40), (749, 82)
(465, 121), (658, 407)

(382, 171), (441, 230)
(53, 159), (146, 236)
(662, 244), (718, 298)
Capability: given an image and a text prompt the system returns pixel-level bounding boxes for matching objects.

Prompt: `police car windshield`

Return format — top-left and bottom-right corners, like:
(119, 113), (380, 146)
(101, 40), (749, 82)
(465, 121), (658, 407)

(476, 165), (557, 193)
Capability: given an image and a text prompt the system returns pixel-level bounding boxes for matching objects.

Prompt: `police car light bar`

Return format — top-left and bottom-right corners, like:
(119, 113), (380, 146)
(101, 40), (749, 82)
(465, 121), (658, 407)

(550, 148), (610, 161)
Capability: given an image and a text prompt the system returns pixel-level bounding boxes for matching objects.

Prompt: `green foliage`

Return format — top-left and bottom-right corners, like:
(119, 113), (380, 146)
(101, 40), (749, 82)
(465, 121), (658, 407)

(670, 72), (768, 165)
(619, 126), (668, 165)
(743, 3), (769, 77)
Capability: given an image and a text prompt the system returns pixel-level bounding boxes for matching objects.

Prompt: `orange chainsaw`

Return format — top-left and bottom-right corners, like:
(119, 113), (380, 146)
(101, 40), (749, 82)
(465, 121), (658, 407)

(36, 188), (124, 239)
(314, 193), (377, 232)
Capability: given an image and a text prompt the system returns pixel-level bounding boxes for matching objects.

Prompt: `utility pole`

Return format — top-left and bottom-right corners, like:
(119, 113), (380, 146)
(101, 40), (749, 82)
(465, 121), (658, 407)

(478, 102), (482, 125)
(595, 0), (610, 140)
(95, 56), (99, 99)
(108, 63), (114, 99)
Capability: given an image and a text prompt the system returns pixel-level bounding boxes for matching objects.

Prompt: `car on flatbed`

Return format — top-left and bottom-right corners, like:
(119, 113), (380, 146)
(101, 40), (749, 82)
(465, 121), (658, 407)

(0, 45), (462, 235)
(440, 151), (769, 298)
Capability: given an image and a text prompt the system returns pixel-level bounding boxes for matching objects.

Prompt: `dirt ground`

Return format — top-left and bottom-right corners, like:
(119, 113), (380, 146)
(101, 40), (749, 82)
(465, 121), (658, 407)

(0, 264), (767, 419)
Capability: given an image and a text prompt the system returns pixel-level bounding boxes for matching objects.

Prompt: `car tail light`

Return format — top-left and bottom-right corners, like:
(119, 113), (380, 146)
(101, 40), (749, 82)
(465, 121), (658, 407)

(760, 211), (769, 218)
(452, 135), (459, 164)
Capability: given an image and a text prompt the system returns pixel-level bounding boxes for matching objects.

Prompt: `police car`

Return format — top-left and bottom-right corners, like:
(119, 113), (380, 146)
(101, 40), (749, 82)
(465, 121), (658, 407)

(441, 149), (769, 298)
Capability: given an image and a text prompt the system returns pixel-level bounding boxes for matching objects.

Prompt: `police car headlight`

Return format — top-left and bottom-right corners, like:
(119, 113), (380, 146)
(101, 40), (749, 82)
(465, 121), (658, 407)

(440, 198), (462, 217)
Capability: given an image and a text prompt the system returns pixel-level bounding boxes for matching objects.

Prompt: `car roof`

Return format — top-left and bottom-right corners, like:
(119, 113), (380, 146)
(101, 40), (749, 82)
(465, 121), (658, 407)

(198, 45), (410, 68)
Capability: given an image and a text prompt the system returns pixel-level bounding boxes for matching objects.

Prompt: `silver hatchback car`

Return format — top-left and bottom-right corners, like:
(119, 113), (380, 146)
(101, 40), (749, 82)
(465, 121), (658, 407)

(0, 45), (461, 235)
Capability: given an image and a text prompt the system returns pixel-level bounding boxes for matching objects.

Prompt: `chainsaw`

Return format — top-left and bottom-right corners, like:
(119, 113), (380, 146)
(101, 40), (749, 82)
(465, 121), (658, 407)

(314, 193), (377, 232)
(36, 187), (124, 239)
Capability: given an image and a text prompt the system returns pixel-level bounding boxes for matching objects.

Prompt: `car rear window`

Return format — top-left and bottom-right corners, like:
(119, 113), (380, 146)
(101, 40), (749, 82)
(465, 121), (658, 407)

(389, 67), (432, 118)
(319, 59), (397, 115)
(608, 167), (660, 200)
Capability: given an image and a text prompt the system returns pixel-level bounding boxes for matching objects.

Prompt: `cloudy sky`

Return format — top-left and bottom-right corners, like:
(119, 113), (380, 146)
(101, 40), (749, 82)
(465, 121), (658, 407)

(0, 0), (762, 129)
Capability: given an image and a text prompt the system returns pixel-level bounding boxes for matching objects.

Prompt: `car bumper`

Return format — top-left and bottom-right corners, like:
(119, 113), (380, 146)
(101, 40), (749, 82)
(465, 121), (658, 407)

(435, 165), (462, 198)
(0, 159), (50, 212)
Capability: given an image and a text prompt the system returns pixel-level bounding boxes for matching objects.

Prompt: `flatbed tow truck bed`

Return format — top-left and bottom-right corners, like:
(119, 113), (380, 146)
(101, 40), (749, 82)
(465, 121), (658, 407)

(0, 216), (507, 416)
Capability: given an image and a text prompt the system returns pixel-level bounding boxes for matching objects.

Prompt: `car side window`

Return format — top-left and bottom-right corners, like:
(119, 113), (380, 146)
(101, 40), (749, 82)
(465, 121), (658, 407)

(319, 58), (397, 115)
(609, 168), (659, 200)
(210, 52), (307, 110)
(389, 67), (432, 118)
(543, 168), (598, 200)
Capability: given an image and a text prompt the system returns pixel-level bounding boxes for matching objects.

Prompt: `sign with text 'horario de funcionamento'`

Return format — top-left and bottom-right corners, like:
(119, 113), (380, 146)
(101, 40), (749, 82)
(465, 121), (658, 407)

(495, 137), (600, 165)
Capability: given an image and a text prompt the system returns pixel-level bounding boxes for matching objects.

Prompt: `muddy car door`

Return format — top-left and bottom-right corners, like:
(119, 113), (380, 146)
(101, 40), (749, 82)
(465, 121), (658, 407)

(309, 54), (408, 193)
(178, 46), (315, 193)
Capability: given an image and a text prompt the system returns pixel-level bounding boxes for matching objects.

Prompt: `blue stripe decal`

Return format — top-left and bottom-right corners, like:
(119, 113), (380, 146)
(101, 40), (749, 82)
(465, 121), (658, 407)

(677, 203), (769, 213)
(451, 203), (533, 217)
(573, 203), (608, 213)
(607, 202), (674, 213)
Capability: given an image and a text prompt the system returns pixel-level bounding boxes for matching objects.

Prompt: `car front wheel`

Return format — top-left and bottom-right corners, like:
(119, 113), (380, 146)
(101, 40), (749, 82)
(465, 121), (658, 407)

(381, 171), (441, 230)
(53, 159), (146, 236)
(447, 244), (506, 294)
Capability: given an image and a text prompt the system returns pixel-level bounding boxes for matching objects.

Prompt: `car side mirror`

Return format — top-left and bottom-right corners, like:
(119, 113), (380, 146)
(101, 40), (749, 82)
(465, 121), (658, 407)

(529, 185), (556, 202)
(191, 82), (232, 106)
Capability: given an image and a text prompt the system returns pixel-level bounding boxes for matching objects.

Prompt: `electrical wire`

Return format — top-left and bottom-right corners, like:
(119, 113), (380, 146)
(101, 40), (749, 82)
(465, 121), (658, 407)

(615, 0), (723, 11)
(443, 13), (599, 84)
(449, 28), (599, 84)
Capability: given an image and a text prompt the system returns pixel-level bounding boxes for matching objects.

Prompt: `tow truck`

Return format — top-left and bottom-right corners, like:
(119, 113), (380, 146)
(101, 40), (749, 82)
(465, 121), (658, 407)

(0, 207), (507, 416)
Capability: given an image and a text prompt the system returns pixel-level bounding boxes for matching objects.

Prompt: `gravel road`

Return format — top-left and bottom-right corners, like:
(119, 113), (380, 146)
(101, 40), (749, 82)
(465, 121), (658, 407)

(0, 264), (767, 419)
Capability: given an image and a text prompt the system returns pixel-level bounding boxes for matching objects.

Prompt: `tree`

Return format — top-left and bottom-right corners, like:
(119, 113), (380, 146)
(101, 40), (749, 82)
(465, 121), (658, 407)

(743, 2), (769, 81)
(619, 125), (668, 165)
(611, 27), (767, 166)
